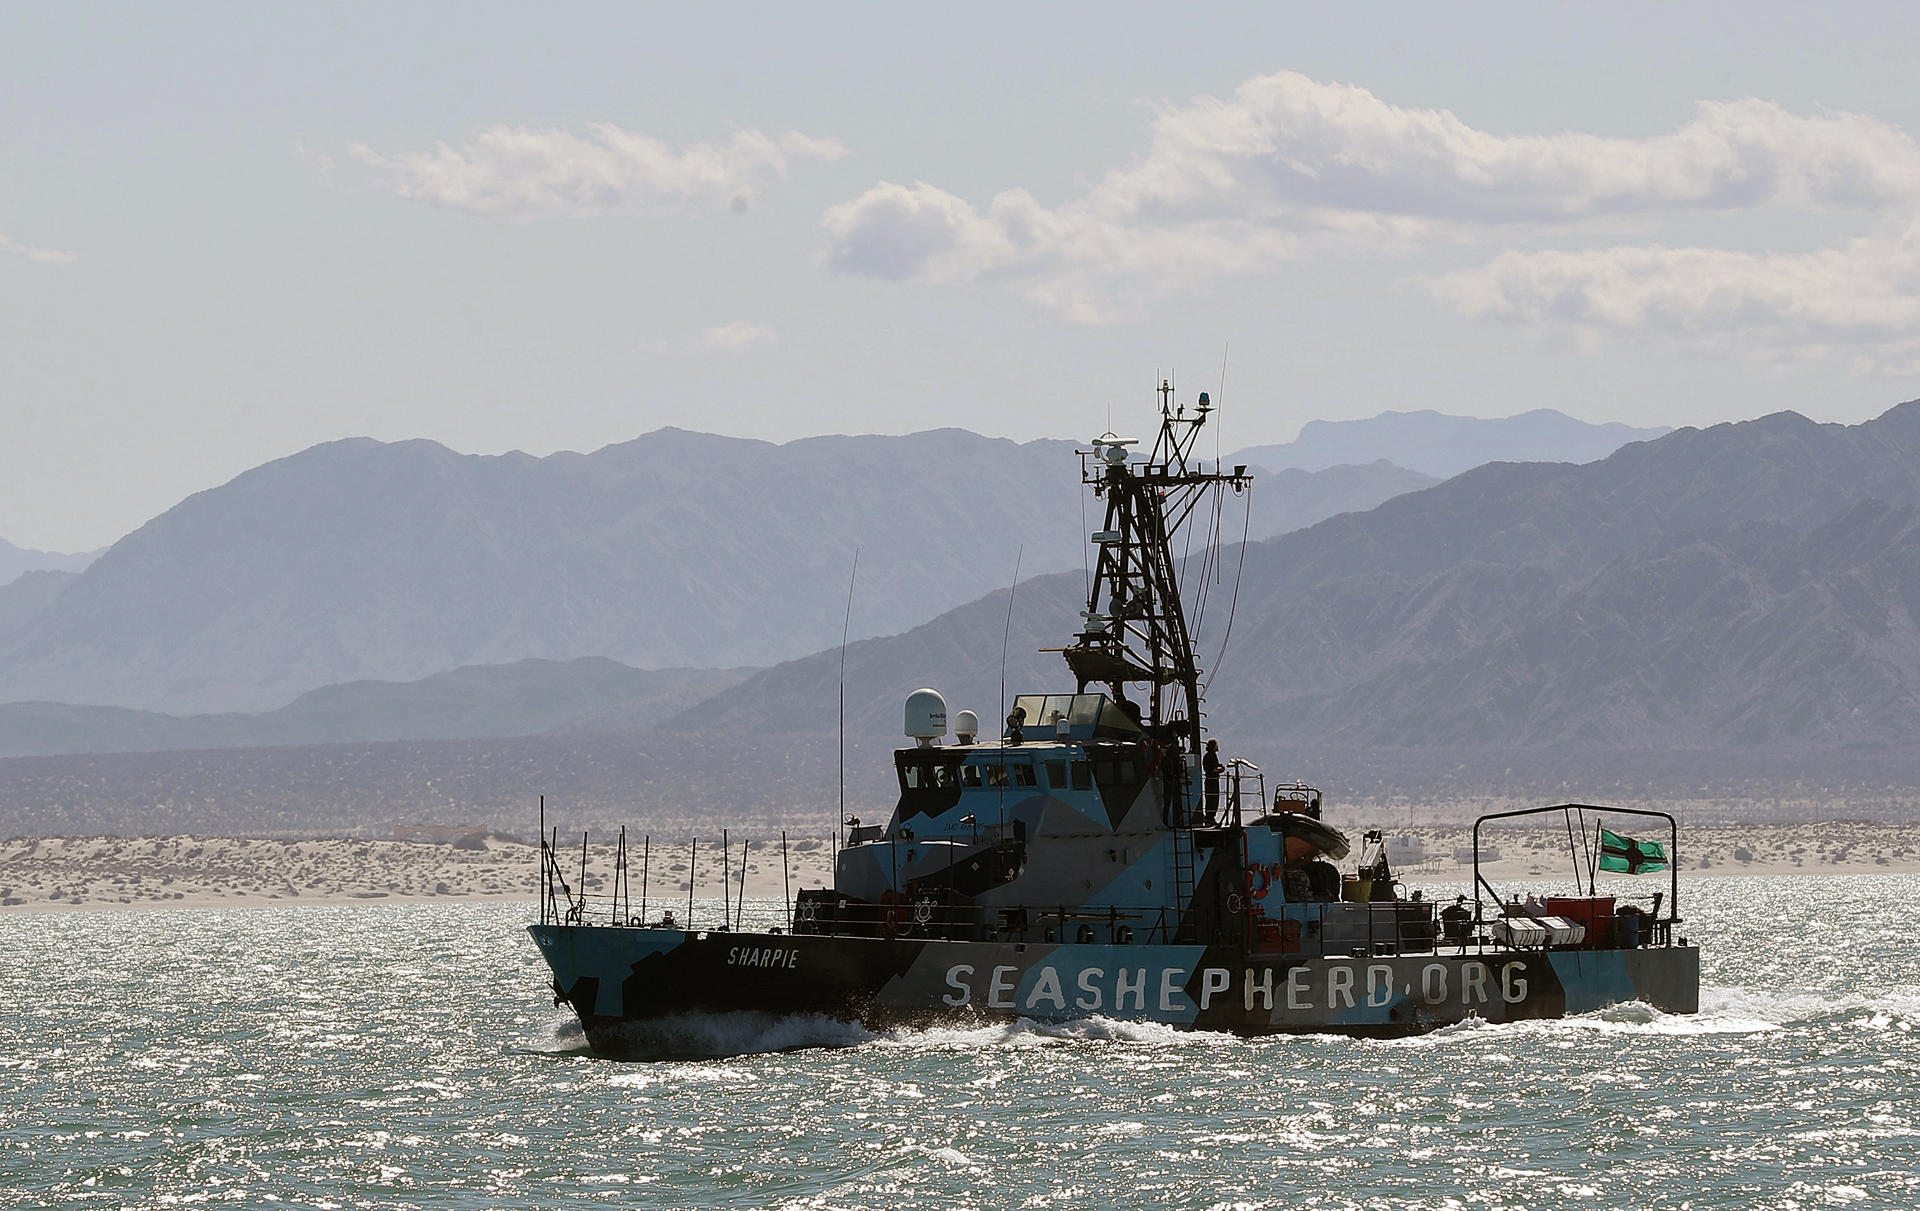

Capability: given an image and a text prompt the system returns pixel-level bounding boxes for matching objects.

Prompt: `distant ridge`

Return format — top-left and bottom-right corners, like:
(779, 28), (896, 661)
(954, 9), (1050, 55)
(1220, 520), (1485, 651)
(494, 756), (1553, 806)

(0, 657), (751, 758)
(0, 429), (1429, 715)
(0, 538), (97, 586)
(1230, 408), (1669, 479)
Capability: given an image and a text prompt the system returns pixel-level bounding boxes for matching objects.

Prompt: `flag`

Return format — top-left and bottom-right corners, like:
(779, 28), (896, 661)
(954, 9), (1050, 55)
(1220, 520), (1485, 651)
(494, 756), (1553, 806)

(1599, 828), (1668, 874)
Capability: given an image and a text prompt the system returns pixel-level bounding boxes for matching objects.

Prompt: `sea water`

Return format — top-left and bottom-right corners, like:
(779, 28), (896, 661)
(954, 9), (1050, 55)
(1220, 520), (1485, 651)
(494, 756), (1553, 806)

(1, 875), (1915, 1210)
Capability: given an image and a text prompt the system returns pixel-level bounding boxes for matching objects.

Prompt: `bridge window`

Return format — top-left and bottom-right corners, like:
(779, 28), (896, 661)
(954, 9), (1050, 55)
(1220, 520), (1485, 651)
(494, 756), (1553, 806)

(895, 752), (964, 820)
(1045, 760), (1066, 788)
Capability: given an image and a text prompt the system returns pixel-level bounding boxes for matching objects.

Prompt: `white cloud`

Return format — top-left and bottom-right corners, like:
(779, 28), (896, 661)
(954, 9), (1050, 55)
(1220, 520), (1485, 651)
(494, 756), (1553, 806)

(1, 232), (77, 265)
(642, 320), (781, 357)
(352, 124), (848, 221)
(1107, 76), (1920, 224)
(1424, 221), (1920, 374)
(692, 320), (779, 355)
(820, 70), (1920, 367)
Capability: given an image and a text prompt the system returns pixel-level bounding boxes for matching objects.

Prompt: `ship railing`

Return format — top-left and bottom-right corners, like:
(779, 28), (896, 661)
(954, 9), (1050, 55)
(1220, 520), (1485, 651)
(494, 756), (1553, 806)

(536, 809), (815, 934)
(1259, 899), (1440, 959)
(1463, 803), (1687, 952)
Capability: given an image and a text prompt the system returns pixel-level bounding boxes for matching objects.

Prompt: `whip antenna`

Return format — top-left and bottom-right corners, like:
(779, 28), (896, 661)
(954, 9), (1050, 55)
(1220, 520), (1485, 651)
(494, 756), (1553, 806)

(1216, 341), (1229, 464)
(998, 545), (1023, 833)
(838, 548), (859, 855)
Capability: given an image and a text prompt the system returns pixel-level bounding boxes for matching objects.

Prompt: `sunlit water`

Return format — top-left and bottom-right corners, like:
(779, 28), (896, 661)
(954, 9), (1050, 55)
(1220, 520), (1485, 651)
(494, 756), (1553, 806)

(2, 876), (1916, 1209)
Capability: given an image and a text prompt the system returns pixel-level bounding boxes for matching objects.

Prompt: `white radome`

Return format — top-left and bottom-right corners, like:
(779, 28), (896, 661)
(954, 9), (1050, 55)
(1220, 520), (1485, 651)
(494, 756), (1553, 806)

(904, 687), (948, 744)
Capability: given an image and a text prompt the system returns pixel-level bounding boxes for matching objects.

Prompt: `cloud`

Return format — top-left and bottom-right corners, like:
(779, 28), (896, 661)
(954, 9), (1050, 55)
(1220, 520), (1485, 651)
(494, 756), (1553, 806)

(352, 124), (848, 221)
(1, 232), (77, 265)
(642, 320), (780, 357)
(1424, 221), (1920, 374)
(821, 70), (1920, 367)
(691, 320), (779, 354)
(1106, 77), (1920, 225)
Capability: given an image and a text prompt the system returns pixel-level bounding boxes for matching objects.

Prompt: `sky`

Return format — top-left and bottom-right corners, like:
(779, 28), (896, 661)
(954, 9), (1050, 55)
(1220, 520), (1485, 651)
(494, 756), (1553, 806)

(6, 2), (1920, 552)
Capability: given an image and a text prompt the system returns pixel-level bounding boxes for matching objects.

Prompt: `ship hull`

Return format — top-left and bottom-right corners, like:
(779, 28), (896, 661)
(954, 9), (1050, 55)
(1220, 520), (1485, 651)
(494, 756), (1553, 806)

(528, 924), (1700, 1056)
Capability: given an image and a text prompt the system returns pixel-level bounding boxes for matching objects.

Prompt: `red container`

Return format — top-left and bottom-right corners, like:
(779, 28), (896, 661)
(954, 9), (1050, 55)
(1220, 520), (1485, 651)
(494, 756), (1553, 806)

(1545, 896), (1614, 948)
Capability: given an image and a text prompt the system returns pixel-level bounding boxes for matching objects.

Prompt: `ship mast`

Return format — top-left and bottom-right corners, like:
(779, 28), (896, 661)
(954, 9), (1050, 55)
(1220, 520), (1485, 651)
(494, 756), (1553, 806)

(1065, 381), (1250, 756)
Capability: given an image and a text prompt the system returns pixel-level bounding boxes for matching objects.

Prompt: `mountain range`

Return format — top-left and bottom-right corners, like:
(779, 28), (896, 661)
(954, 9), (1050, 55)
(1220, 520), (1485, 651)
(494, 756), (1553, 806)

(0, 430), (1432, 715)
(10, 399), (1872, 836)
(1230, 408), (1670, 479)
(673, 404), (1920, 756)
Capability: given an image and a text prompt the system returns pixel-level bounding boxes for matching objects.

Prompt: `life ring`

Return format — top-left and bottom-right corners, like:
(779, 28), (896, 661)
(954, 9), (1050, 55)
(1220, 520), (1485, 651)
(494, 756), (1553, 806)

(1246, 865), (1272, 901)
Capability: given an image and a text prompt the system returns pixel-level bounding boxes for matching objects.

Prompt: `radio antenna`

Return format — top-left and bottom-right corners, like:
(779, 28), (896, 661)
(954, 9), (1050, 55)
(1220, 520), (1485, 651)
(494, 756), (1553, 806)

(998, 544), (1023, 726)
(1217, 341), (1229, 463)
(837, 548), (859, 855)
(998, 545), (1023, 833)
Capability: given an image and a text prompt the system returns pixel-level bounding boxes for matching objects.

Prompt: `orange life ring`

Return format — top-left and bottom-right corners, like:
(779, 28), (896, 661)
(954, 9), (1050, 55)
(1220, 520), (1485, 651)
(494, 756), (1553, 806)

(1246, 864), (1272, 901)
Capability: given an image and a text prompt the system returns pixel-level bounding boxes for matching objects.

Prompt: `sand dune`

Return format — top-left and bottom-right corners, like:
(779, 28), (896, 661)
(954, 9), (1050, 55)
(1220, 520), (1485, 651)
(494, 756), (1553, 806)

(0, 821), (1911, 913)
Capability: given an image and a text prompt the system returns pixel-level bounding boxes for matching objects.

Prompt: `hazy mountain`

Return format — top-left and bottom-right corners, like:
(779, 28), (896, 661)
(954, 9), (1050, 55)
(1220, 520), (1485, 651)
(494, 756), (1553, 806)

(0, 429), (1429, 715)
(1230, 408), (1669, 479)
(669, 403), (1920, 756)
(0, 570), (77, 640)
(0, 657), (752, 759)
(0, 538), (97, 586)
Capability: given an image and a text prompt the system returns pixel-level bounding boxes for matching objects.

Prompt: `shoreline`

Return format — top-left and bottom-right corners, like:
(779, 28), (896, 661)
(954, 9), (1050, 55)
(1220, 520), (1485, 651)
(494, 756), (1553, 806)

(2, 822), (1914, 914)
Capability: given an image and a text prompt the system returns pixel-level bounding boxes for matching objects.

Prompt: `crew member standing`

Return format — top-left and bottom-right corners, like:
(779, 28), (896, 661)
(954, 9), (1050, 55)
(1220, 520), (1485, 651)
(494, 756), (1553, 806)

(1202, 738), (1223, 825)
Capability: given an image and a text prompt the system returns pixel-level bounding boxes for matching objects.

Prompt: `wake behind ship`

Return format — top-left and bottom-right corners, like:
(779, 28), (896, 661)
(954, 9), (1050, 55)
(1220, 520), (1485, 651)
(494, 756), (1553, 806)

(528, 384), (1699, 1055)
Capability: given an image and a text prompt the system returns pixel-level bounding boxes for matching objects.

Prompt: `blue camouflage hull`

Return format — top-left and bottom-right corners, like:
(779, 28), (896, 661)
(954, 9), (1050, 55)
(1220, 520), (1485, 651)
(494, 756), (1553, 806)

(529, 923), (1700, 1054)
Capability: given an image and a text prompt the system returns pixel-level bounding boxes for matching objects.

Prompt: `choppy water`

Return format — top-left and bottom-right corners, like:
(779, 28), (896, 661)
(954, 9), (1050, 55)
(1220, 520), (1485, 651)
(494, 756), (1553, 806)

(2, 876), (1916, 1209)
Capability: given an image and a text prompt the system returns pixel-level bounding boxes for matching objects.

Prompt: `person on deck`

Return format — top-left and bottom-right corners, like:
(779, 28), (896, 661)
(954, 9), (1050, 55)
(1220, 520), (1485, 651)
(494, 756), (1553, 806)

(1202, 739), (1223, 825)
(1441, 895), (1474, 949)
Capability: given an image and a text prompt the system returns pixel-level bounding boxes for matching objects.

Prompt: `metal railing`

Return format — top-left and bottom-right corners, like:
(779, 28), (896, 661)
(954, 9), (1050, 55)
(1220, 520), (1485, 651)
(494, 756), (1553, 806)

(536, 799), (813, 935)
(535, 800), (1682, 959)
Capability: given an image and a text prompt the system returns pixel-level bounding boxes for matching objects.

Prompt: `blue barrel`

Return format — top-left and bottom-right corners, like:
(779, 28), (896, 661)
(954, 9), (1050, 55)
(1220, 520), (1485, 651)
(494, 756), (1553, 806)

(1614, 908), (1642, 949)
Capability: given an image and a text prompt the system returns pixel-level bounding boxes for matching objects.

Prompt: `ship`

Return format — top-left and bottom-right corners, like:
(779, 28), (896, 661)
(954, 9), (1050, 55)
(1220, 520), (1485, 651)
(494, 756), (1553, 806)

(527, 384), (1700, 1055)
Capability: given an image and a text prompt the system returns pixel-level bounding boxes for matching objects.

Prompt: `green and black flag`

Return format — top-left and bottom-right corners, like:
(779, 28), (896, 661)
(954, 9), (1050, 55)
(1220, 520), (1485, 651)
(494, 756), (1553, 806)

(1599, 828), (1668, 874)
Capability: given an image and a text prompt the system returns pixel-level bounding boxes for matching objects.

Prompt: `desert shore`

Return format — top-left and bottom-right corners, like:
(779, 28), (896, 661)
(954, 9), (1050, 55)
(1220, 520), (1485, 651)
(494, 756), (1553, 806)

(0, 821), (1914, 913)
(0, 833), (840, 913)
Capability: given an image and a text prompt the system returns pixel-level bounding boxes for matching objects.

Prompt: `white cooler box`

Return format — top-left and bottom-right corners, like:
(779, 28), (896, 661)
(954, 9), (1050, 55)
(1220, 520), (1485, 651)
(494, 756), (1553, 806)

(1489, 915), (1587, 947)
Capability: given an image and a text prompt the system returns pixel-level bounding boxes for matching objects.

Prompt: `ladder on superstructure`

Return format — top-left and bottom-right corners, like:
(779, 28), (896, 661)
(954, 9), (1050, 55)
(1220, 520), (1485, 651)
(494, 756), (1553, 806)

(1170, 823), (1197, 938)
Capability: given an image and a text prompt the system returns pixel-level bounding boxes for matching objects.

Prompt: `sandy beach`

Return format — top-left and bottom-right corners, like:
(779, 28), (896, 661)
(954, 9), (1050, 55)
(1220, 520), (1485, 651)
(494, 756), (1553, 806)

(0, 833), (840, 913)
(0, 821), (1913, 913)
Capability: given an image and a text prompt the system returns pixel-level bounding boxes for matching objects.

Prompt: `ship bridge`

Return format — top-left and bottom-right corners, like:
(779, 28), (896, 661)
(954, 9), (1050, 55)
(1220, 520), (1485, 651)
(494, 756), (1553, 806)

(883, 692), (1170, 837)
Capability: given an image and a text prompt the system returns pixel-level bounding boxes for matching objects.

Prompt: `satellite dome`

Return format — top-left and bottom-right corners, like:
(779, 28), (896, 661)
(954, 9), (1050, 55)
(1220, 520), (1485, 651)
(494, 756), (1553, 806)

(953, 710), (980, 743)
(904, 688), (948, 747)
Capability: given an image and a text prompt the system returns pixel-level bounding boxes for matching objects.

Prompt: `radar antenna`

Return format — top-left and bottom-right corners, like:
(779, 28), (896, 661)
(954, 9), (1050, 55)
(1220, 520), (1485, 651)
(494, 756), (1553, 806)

(1064, 381), (1250, 757)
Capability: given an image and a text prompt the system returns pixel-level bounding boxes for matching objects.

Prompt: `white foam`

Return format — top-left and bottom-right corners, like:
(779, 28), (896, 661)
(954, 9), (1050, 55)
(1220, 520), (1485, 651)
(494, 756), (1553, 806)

(875, 1014), (1235, 1051)
(1702, 983), (1920, 1029)
(585, 1011), (876, 1060)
